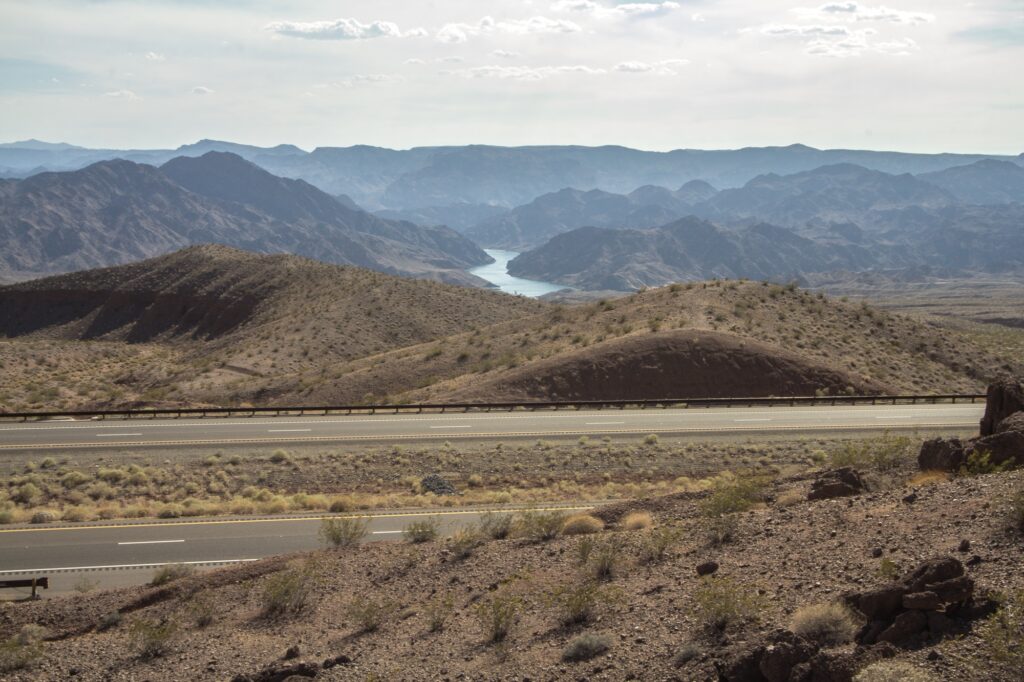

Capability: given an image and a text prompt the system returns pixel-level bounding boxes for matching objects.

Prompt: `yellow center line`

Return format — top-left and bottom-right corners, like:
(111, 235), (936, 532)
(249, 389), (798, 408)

(0, 505), (598, 534)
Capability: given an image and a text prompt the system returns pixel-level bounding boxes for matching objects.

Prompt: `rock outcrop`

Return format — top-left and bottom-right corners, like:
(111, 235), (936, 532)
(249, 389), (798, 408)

(980, 376), (1024, 436)
(807, 467), (867, 501)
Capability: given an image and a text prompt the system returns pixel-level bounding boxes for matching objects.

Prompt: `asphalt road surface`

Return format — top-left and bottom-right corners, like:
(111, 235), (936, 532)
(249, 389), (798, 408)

(0, 403), (983, 452)
(0, 506), (590, 597)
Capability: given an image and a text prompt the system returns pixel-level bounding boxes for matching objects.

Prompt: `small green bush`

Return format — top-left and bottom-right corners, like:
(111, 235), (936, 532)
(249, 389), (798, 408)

(790, 603), (859, 646)
(128, 618), (177, 659)
(403, 518), (440, 543)
(450, 525), (483, 559)
(150, 563), (195, 587)
(562, 633), (612, 662)
(346, 596), (394, 633)
(690, 577), (765, 633)
(476, 593), (520, 643)
(270, 449), (290, 463)
(831, 434), (914, 472)
(319, 516), (369, 548)
(700, 476), (767, 518)
(588, 537), (625, 581)
(549, 581), (613, 626)
(516, 510), (565, 543)
(643, 434), (660, 446)
(259, 566), (312, 619)
(961, 450), (1011, 476)
(978, 590), (1024, 668)
(639, 526), (679, 564)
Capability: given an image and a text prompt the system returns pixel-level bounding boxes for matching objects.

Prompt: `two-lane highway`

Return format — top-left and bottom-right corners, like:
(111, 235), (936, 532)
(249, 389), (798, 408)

(0, 403), (983, 451)
(0, 507), (591, 596)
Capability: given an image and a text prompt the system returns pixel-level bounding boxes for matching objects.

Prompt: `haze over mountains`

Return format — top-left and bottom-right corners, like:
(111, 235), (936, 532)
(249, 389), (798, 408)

(0, 151), (489, 283)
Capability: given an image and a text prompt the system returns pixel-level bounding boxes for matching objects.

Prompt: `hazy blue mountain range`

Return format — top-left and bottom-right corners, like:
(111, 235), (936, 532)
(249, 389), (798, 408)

(0, 152), (489, 283)
(1, 139), (1019, 211)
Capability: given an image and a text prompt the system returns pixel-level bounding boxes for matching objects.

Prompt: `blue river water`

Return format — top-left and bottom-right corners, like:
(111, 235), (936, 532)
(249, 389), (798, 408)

(468, 249), (568, 298)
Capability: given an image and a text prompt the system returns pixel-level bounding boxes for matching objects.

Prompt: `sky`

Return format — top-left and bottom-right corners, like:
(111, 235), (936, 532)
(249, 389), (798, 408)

(1, 0), (1022, 153)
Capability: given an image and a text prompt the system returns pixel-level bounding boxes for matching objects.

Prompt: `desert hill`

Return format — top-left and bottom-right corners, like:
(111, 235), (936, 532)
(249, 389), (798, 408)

(0, 246), (547, 410)
(0, 152), (490, 283)
(917, 159), (1024, 205)
(1, 249), (1020, 412)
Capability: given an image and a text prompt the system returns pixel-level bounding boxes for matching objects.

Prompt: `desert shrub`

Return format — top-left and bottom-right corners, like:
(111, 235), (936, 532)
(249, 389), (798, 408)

(189, 594), (215, 628)
(639, 526), (679, 564)
(479, 511), (513, 539)
(790, 603), (859, 646)
(831, 434), (914, 472)
(643, 434), (660, 446)
(128, 618), (177, 659)
(0, 627), (43, 673)
(97, 612), (122, 631)
(0, 508), (16, 524)
(403, 517), (440, 543)
(978, 590), (1024, 668)
(346, 596), (394, 633)
(673, 642), (701, 667)
(14, 483), (42, 505)
(701, 476), (767, 517)
(577, 535), (596, 565)
(60, 470), (91, 489)
(150, 563), (195, 587)
(549, 581), (614, 626)
(29, 510), (57, 524)
(319, 516), (369, 548)
(61, 506), (90, 522)
(39, 457), (56, 469)
(476, 593), (520, 643)
(269, 449), (290, 463)
(260, 565), (313, 619)
(96, 468), (127, 483)
(704, 514), (739, 546)
(516, 510), (565, 543)
(690, 577), (764, 633)
(588, 537), (625, 581)
(622, 511), (654, 530)
(157, 504), (183, 519)
(73, 575), (98, 593)
(328, 496), (354, 513)
(1011, 488), (1024, 532)
(561, 514), (604, 535)
(877, 558), (900, 581)
(562, 633), (612, 662)
(853, 660), (935, 682)
(425, 593), (454, 633)
(450, 525), (483, 559)
(775, 490), (804, 507)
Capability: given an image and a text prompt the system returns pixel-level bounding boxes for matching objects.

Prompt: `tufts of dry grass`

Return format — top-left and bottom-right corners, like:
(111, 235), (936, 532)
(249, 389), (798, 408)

(561, 514), (604, 535)
(621, 511), (654, 530)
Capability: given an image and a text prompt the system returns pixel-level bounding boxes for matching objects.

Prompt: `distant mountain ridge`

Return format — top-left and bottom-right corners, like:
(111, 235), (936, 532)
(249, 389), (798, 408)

(0, 152), (490, 283)
(1, 139), (1018, 210)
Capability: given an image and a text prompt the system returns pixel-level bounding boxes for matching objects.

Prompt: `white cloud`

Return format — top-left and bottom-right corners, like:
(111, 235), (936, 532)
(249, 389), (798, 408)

(800, 3), (935, 25)
(691, 13), (706, 22)
(452, 64), (606, 81)
(437, 16), (582, 43)
(337, 74), (404, 87)
(614, 58), (689, 74)
(761, 24), (853, 37)
(103, 89), (139, 99)
(145, 51), (165, 62)
(404, 58), (425, 65)
(551, 1), (681, 18)
(265, 18), (422, 40)
(438, 56), (465, 63)
(802, 30), (919, 56)
(492, 49), (520, 59)
(192, 85), (214, 95)
(403, 27), (430, 38)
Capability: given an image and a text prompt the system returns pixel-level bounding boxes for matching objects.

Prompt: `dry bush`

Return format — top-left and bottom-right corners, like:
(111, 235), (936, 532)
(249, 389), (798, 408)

(830, 434), (915, 472)
(562, 633), (612, 662)
(704, 514), (739, 546)
(450, 525), (483, 559)
(588, 537), (625, 581)
(319, 516), (369, 548)
(790, 603), (860, 646)
(346, 596), (394, 633)
(189, 594), (216, 628)
(150, 563), (196, 587)
(561, 514), (604, 535)
(425, 593), (454, 633)
(691, 576), (765, 633)
(479, 511), (513, 539)
(638, 526), (679, 564)
(476, 593), (520, 643)
(1010, 488), (1024, 532)
(853, 661), (935, 681)
(128, 618), (177, 660)
(403, 518), (440, 543)
(978, 590), (1024, 668)
(775, 490), (804, 507)
(0, 626), (43, 673)
(621, 511), (654, 530)
(259, 565), (313, 619)
(516, 510), (565, 543)
(549, 581), (615, 626)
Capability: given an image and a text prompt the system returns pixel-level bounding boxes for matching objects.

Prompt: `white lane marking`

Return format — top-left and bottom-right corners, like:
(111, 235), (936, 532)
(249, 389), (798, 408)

(0, 558), (258, 574)
(371, 530), (404, 535)
(117, 539), (185, 546)
(267, 429), (311, 433)
(0, 406), (984, 431)
(876, 416), (911, 419)
(734, 418), (771, 422)
(585, 421), (625, 425)
(429, 425), (471, 429)
(96, 433), (142, 437)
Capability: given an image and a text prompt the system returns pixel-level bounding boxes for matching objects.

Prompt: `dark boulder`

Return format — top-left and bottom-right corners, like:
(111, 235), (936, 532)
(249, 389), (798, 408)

(917, 437), (966, 472)
(971, 427), (1024, 469)
(419, 474), (458, 496)
(807, 467), (867, 501)
(980, 376), (1024, 436)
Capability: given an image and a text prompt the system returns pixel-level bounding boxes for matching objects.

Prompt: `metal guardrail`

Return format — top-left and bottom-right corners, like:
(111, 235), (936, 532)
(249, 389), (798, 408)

(0, 394), (986, 422)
